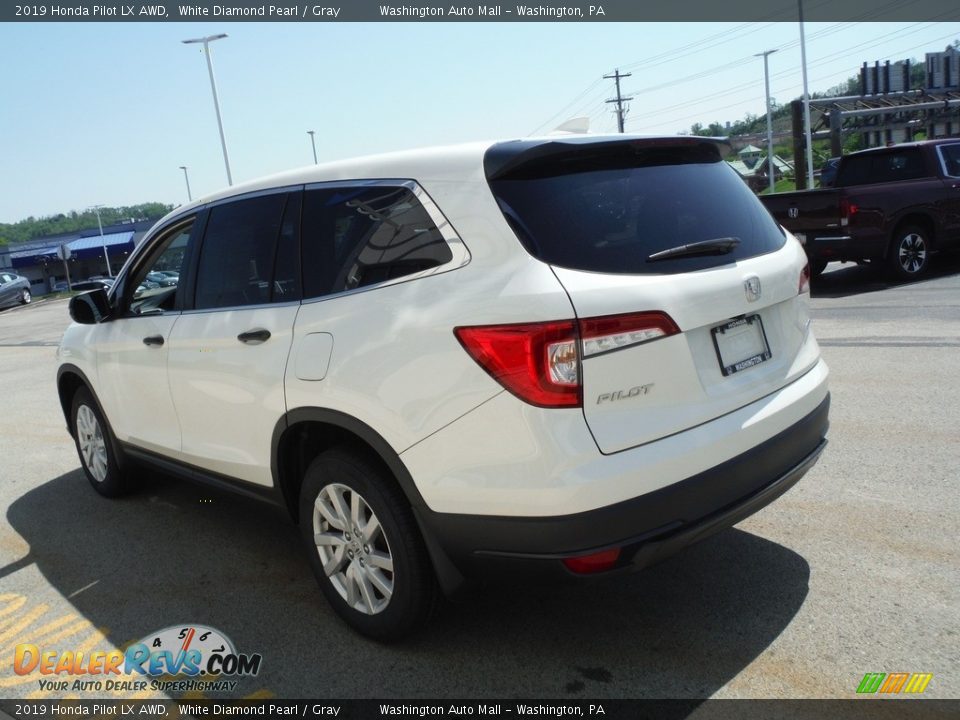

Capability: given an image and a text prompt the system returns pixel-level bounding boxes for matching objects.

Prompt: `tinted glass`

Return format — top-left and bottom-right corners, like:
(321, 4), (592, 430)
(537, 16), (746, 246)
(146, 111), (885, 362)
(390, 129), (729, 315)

(488, 144), (785, 275)
(836, 149), (928, 187)
(940, 144), (960, 177)
(301, 185), (453, 299)
(194, 194), (286, 310)
(128, 223), (192, 316)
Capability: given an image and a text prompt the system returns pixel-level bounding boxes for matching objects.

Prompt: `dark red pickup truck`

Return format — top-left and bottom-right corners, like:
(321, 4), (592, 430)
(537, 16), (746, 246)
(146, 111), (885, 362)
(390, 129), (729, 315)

(760, 139), (960, 279)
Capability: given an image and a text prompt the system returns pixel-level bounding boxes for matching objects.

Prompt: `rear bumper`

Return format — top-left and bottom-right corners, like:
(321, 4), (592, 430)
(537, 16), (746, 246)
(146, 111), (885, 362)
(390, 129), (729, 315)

(415, 393), (829, 589)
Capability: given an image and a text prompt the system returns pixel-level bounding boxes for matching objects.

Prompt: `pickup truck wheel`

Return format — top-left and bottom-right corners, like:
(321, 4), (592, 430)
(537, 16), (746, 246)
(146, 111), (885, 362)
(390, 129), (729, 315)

(889, 226), (930, 280)
(299, 448), (437, 641)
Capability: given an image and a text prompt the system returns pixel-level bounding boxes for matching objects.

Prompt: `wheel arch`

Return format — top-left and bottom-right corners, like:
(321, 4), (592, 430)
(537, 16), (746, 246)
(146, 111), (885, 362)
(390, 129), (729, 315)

(271, 408), (427, 522)
(57, 364), (97, 437)
(271, 408), (466, 596)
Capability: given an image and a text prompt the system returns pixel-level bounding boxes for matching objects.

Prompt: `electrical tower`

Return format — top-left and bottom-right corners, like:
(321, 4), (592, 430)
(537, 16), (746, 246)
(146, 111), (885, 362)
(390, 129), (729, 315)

(604, 69), (633, 133)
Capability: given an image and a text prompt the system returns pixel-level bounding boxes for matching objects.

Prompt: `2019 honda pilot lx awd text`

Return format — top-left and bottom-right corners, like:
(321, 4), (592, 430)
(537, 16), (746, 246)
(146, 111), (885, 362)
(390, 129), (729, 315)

(57, 136), (829, 640)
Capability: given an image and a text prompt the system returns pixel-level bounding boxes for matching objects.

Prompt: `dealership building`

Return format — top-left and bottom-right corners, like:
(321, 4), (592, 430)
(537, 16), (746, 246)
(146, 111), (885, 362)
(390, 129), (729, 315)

(0, 219), (156, 295)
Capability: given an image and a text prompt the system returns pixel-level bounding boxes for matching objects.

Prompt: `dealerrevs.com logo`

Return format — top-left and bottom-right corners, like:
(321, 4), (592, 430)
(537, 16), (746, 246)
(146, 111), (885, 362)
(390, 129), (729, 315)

(13, 624), (262, 693)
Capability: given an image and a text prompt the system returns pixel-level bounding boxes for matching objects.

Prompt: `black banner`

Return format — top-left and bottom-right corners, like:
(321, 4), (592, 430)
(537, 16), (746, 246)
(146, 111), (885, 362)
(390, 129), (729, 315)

(4, 0), (960, 23)
(2, 700), (960, 720)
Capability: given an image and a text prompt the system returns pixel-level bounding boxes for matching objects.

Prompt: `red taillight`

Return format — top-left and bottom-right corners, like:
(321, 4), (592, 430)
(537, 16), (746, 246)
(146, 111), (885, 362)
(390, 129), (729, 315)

(455, 312), (679, 409)
(839, 197), (859, 226)
(799, 264), (811, 294)
(454, 321), (580, 408)
(562, 548), (622, 574)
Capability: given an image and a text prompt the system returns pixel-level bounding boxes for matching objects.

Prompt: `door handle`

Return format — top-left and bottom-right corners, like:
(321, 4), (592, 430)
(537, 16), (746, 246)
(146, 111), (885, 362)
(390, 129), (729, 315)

(237, 328), (271, 345)
(142, 335), (164, 347)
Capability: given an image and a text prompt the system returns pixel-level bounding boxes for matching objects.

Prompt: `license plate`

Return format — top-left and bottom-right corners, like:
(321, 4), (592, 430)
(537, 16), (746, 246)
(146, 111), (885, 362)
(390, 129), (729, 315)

(711, 315), (771, 376)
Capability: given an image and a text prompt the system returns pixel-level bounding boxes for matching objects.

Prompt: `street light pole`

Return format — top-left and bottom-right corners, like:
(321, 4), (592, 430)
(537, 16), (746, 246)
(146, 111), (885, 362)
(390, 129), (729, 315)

(91, 204), (112, 278)
(798, 0), (815, 189)
(182, 33), (233, 186)
(179, 166), (193, 201)
(755, 49), (778, 194)
(307, 130), (318, 164)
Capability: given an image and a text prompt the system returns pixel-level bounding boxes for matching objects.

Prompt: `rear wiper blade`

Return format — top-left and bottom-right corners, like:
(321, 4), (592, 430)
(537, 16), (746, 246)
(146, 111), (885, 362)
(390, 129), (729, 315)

(647, 237), (740, 262)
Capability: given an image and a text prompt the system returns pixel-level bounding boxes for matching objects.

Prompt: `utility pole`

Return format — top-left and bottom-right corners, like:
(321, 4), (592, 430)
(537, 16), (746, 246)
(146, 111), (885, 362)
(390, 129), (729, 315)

(604, 69), (633, 133)
(798, 0), (815, 188)
(307, 130), (318, 164)
(755, 49), (778, 194)
(179, 166), (193, 202)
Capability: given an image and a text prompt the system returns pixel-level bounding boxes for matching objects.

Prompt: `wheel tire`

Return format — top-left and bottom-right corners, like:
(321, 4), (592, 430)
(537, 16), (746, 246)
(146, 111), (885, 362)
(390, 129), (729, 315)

(20, 289), (31, 305)
(888, 225), (931, 280)
(299, 448), (437, 641)
(71, 387), (130, 497)
(809, 259), (828, 278)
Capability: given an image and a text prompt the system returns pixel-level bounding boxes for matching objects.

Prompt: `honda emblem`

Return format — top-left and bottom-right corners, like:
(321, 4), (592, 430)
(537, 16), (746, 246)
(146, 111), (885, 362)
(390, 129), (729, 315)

(788, 207), (799, 219)
(744, 276), (762, 302)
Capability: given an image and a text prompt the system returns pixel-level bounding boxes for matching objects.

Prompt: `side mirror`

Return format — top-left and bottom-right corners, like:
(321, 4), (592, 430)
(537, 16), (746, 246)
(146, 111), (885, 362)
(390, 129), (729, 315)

(69, 289), (111, 325)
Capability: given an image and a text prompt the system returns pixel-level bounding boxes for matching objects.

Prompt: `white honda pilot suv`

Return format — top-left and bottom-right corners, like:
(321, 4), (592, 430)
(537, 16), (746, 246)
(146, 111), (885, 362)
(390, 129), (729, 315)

(58, 136), (829, 640)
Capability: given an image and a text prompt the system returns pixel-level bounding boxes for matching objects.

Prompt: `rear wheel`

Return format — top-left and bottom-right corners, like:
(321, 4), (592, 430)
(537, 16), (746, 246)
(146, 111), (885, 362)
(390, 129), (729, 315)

(19, 289), (31, 304)
(71, 387), (130, 497)
(889, 225), (931, 280)
(299, 448), (437, 641)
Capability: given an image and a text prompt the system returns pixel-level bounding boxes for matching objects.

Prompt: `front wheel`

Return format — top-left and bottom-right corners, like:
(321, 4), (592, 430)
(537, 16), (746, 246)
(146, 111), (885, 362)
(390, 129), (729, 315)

(299, 449), (437, 641)
(19, 289), (31, 304)
(889, 225), (931, 280)
(71, 387), (131, 497)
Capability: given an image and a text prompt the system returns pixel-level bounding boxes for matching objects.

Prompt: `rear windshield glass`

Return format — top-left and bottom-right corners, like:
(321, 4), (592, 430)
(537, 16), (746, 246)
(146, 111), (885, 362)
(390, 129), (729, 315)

(487, 143), (785, 275)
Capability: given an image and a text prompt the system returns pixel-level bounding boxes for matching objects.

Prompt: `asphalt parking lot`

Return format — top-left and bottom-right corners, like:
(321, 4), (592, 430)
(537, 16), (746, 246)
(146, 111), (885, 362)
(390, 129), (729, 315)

(0, 258), (958, 701)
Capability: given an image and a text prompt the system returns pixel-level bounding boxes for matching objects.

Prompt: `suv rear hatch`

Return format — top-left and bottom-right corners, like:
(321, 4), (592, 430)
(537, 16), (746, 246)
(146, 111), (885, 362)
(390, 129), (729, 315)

(486, 137), (818, 454)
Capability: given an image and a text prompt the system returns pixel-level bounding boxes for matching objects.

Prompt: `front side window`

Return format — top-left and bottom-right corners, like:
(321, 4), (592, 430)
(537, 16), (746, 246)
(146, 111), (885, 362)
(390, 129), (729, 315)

(300, 184), (453, 299)
(127, 222), (192, 316)
(193, 193), (288, 310)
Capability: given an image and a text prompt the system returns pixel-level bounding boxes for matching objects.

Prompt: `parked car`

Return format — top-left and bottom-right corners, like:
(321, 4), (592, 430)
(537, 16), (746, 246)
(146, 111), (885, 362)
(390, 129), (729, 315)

(57, 136), (830, 640)
(145, 271), (178, 287)
(761, 139), (960, 279)
(0, 271), (32, 308)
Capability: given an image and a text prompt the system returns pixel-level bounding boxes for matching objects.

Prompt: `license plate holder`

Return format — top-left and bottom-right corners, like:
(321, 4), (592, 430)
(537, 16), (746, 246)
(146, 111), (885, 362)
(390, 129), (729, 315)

(711, 315), (772, 376)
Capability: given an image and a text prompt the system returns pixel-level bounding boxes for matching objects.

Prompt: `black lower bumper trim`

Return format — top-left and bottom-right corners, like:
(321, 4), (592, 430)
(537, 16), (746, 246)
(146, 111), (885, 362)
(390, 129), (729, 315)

(416, 393), (829, 587)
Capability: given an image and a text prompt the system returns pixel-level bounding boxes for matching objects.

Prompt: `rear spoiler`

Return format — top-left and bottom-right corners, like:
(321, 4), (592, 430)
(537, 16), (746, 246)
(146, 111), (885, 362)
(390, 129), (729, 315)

(484, 136), (733, 181)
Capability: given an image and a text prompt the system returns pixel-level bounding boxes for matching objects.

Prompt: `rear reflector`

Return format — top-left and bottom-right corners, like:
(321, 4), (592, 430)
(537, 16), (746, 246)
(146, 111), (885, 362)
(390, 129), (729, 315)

(455, 312), (679, 408)
(562, 548), (622, 574)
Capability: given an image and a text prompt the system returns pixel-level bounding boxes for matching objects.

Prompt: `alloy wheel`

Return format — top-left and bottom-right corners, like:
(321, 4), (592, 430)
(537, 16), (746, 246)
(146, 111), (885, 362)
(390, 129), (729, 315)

(76, 404), (108, 483)
(898, 233), (927, 275)
(312, 483), (394, 615)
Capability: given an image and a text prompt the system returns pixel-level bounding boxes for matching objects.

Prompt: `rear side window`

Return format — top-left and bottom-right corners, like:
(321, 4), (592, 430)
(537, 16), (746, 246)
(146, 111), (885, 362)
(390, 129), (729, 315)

(836, 149), (928, 187)
(939, 144), (960, 178)
(300, 184), (453, 299)
(487, 143), (785, 275)
(193, 193), (288, 310)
